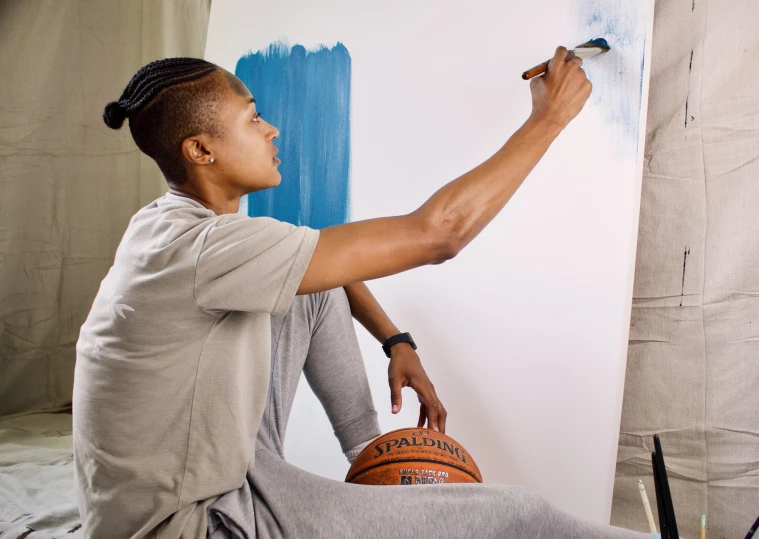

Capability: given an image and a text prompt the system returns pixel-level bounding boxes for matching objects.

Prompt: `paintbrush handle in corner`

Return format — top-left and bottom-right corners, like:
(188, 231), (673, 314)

(522, 61), (549, 80)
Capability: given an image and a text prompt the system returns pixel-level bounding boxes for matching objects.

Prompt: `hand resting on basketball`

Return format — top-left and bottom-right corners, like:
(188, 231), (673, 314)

(388, 342), (447, 433)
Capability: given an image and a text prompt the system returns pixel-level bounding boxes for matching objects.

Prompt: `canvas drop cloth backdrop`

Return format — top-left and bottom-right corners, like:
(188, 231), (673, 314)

(611, 0), (759, 537)
(0, 0), (210, 416)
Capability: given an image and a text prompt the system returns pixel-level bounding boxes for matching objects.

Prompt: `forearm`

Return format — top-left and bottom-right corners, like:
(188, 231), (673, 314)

(343, 282), (400, 343)
(414, 114), (562, 253)
(299, 116), (563, 295)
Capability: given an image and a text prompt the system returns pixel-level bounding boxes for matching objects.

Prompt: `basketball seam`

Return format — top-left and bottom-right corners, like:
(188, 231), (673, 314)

(346, 457), (481, 483)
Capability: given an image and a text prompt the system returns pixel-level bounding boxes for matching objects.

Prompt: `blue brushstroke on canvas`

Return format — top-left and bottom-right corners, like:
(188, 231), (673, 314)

(571, 0), (647, 152)
(235, 42), (351, 228)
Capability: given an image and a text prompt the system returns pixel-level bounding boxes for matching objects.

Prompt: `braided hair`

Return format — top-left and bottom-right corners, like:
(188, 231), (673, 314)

(104, 57), (229, 183)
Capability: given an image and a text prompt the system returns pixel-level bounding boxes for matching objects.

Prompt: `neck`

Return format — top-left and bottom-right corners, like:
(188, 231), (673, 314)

(168, 184), (241, 215)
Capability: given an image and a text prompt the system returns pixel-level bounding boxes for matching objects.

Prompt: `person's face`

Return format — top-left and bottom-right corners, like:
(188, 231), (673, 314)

(212, 71), (281, 193)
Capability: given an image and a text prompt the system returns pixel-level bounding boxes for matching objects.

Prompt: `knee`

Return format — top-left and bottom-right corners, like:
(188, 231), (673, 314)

(292, 287), (348, 322)
(326, 286), (348, 301)
(322, 287), (352, 318)
(299, 287), (353, 334)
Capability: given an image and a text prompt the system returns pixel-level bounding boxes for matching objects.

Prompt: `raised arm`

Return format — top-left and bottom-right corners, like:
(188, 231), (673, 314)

(298, 46), (591, 295)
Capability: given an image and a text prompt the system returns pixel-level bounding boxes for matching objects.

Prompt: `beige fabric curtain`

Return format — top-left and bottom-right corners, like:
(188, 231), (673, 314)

(612, 0), (759, 537)
(0, 0), (211, 416)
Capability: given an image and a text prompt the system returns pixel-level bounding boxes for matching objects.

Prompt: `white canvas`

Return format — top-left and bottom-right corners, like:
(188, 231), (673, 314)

(206, 0), (655, 522)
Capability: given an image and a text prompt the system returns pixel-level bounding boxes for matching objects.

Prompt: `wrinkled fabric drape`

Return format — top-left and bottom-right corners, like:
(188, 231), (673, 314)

(0, 0), (211, 415)
(612, 0), (759, 537)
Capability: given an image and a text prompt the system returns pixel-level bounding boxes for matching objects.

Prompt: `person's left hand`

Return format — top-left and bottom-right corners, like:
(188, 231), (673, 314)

(388, 343), (447, 433)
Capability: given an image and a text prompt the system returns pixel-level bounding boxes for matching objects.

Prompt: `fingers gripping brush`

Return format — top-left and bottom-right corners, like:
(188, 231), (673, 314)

(522, 38), (611, 80)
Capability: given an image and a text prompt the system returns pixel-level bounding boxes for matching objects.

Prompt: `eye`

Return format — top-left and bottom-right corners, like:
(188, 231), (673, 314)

(252, 112), (261, 123)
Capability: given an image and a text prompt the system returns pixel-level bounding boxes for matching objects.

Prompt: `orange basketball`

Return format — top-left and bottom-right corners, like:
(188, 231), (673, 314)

(345, 428), (483, 486)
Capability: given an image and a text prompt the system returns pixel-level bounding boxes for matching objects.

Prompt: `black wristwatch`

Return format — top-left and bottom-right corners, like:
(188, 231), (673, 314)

(382, 332), (417, 358)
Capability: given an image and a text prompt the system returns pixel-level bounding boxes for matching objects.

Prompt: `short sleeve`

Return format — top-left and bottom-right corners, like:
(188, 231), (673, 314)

(194, 214), (319, 315)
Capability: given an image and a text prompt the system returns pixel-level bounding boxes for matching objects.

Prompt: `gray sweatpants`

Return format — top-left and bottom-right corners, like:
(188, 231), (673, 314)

(208, 289), (650, 539)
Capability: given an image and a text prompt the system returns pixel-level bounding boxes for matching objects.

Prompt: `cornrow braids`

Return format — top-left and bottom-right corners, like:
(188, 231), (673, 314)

(104, 57), (231, 183)
(103, 58), (216, 129)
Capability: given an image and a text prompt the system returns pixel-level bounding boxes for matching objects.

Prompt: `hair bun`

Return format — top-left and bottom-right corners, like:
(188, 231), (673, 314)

(103, 101), (127, 129)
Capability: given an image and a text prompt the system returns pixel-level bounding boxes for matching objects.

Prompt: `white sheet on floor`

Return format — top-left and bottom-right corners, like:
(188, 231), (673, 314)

(0, 413), (83, 539)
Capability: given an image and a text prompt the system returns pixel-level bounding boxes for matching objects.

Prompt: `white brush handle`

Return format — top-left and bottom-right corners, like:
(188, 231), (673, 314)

(638, 480), (658, 535)
(573, 47), (604, 59)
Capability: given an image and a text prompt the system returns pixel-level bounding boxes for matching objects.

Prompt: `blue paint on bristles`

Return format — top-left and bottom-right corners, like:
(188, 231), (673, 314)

(576, 37), (611, 51)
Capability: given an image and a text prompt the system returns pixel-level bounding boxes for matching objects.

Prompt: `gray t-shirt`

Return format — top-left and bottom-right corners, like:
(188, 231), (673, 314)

(73, 193), (319, 538)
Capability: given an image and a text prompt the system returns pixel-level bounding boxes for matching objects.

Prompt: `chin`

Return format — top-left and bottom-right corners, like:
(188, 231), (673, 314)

(244, 173), (281, 193)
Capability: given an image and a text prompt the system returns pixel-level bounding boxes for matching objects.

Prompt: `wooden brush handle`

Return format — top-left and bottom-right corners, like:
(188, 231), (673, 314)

(522, 51), (575, 80)
(522, 61), (549, 80)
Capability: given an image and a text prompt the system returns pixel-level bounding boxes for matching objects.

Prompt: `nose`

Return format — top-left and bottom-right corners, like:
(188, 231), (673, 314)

(263, 118), (279, 141)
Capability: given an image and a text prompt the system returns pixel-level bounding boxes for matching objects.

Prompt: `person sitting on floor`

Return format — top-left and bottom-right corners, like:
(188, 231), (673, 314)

(74, 50), (648, 538)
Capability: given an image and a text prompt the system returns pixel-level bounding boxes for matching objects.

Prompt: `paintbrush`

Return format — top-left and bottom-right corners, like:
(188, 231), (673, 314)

(638, 480), (658, 535)
(522, 38), (610, 80)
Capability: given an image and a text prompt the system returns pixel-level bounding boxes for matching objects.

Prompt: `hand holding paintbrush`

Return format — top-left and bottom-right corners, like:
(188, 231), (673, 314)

(522, 38), (610, 80)
(526, 46), (593, 129)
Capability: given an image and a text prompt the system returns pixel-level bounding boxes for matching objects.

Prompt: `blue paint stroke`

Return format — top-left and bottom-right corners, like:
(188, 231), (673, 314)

(235, 42), (351, 229)
(572, 0), (648, 153)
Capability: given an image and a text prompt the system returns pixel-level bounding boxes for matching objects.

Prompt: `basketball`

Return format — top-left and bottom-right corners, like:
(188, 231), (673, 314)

(345, 428), (483, 486)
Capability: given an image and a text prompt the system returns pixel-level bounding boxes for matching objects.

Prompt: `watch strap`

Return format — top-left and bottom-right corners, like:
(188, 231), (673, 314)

(382, 332), (416, 358)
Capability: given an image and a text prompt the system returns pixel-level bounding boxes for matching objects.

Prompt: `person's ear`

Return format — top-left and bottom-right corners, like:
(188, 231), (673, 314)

(180, 135), (214, 166)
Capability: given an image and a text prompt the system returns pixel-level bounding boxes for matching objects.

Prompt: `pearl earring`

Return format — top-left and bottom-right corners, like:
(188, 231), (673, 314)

(209, 157), (215, 163)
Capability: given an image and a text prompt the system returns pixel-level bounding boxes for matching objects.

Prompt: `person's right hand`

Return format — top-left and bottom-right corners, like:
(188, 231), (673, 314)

(529, 46), (592, 130)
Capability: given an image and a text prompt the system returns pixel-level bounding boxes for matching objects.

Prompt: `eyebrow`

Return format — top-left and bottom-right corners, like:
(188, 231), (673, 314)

(247, 97), (256, 106)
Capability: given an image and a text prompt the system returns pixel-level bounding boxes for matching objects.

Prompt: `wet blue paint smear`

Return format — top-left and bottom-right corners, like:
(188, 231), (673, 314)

(235, 42), (351, 229)
(572, 0), (648, 153)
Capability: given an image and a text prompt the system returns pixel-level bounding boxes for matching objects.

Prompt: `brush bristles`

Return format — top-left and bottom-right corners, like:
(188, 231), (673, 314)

(576, 37), (611, 52)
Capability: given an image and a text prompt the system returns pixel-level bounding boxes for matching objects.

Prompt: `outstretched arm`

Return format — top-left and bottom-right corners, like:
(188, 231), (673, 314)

(298, 46), (591, 295)
(344, 282), (447, 432)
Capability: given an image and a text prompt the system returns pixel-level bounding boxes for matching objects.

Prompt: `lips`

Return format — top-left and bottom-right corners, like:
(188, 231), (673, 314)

(273, 148), (280, 165)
